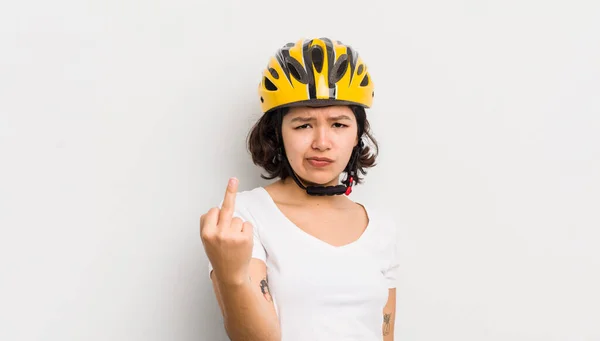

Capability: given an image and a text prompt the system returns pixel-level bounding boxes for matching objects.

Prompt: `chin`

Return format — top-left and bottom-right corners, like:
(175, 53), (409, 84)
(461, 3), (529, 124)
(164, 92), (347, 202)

(297, 171), (340, 186)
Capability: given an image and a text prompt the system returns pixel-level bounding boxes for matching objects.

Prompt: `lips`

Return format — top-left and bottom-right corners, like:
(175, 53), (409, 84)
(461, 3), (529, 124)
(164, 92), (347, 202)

(306, 157), (334, 167)
(307, 157), (334, 162)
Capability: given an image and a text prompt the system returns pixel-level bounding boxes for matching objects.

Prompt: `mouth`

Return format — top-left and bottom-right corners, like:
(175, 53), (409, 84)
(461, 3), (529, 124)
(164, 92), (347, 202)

(306, 157), (334, 167)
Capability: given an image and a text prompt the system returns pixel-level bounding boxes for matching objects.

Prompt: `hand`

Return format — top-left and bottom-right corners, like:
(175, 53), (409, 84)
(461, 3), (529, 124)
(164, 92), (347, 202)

(200, 177), (254, 285)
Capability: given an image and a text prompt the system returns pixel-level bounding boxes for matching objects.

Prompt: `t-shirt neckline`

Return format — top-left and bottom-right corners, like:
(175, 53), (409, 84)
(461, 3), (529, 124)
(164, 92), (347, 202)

(257, 186), (374, 250)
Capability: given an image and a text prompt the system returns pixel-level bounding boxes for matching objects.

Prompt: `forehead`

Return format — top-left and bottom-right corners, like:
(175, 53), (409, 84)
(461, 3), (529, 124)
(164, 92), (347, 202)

(285, 105), (355, 119)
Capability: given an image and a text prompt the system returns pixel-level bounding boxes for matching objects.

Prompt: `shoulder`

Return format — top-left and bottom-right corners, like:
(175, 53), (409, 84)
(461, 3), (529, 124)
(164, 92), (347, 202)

(363, 204), (400, 249)
(365, 206), (402, 266)
(233, 186), (267, 209)
(219, 186), (269, 223)
(364, 204), (398, 233)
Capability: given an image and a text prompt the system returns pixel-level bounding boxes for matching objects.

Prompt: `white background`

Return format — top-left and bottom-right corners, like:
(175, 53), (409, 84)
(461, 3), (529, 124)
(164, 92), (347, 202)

(1, 0), (599, 340)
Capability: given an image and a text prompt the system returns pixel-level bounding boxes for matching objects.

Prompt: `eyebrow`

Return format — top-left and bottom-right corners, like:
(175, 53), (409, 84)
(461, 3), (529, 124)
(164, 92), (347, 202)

(289, 115), (353, 123)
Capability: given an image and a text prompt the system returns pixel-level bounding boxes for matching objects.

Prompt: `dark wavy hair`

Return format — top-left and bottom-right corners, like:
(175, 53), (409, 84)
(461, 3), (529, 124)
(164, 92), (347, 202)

(246, 106), (378, 184)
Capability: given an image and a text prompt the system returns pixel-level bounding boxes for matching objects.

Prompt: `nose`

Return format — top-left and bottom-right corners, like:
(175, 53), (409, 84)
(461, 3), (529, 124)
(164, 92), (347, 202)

(311, 126), (332, 151)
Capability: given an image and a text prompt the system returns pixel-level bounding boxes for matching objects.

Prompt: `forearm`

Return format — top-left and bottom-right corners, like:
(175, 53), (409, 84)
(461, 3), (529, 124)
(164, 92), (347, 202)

(216, 277), (280, 341)
(382, 288), (396, 340)
(383, 312), (394, 340)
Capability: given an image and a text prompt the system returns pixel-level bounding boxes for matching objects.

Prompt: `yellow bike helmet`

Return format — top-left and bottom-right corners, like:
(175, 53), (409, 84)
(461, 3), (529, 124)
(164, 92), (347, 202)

(258, 37), (374, 113)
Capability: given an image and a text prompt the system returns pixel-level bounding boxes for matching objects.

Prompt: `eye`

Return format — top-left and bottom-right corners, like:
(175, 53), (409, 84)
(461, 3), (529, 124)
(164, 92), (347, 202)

(333, 122), (348, 128)
(294, 124), (311, 130)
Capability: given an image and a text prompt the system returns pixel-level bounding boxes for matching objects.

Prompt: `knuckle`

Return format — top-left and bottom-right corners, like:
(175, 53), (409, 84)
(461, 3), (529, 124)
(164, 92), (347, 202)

(200, 230), (215, 241)
(229, 218), (243, 228)
(215, 231), (230, 242)
(231, 235), (246, 245)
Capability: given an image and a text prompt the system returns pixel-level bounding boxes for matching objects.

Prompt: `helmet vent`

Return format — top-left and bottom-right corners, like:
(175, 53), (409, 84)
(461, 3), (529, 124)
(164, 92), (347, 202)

(264, 77), (278, 91)
(286, 57), (309, 84)
(329, 54), (348, 84)
(360, 73), (370, 87)
(310, 46), (324, 73)
(269, 68), (279, 79)
(357, 64), (364, 76)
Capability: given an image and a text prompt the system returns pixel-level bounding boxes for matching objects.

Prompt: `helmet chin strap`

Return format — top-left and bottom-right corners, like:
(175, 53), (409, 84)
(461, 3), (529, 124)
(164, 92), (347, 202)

(279, 140), (363, 196)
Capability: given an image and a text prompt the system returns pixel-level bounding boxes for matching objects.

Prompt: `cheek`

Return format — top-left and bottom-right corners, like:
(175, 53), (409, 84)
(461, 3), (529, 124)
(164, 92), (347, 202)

(282, 133), (311, 159)
(339, 134), (359, 162)
(338, 128), (358, 147)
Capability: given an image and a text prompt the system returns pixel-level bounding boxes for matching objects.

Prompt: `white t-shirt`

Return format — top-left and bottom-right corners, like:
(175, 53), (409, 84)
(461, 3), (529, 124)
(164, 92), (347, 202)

(207, 186), (401, 341)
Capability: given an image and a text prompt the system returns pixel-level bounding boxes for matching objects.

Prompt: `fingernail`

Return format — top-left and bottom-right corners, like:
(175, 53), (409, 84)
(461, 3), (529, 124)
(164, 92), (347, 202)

(229, 177), (238, 187)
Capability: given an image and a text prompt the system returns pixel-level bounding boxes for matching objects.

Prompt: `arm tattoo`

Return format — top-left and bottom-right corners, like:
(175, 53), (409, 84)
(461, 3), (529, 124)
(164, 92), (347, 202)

(259, 277), (273, 302)
(383, 313), (392, 336)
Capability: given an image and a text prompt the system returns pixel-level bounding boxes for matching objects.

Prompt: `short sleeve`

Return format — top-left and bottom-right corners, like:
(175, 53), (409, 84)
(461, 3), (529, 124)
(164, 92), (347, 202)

(206, 196), (267, 279)
(383, 221), (401, 288)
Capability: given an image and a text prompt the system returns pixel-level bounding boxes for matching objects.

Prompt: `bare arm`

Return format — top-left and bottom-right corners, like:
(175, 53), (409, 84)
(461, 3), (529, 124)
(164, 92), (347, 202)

(211, 258), (280, 341)
(201, 178), (280, 340)
(383, 288), (397, 341)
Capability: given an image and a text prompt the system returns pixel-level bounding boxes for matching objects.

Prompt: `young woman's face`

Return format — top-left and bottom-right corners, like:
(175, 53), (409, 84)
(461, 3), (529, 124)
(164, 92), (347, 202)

(281, 105), (359, 186)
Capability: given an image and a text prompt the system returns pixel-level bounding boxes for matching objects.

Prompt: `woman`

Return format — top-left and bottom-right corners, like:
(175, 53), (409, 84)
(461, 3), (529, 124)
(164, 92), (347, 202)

(200, 37), (400, 341)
